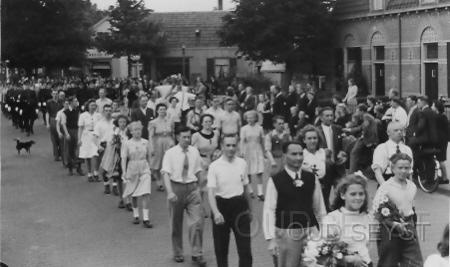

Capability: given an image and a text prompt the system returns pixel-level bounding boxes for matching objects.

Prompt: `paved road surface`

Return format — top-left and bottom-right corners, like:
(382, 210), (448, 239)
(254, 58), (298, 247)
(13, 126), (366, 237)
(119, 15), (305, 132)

(1, 117), (449, 267)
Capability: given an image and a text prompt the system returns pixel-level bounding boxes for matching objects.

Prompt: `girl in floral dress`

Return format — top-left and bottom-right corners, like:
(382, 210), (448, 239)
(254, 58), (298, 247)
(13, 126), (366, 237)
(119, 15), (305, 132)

(121, 121), (153, 228)
(148, 103), (175, 192)
(240, 110), (266, 200)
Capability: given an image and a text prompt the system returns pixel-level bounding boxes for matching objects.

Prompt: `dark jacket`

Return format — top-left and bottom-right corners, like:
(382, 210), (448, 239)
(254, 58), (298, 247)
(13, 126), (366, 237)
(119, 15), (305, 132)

(130, 107), (154, 139)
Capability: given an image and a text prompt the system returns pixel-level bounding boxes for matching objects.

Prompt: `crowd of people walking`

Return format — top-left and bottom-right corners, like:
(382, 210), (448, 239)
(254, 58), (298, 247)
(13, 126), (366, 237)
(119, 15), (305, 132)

(1, 74), (449, 267)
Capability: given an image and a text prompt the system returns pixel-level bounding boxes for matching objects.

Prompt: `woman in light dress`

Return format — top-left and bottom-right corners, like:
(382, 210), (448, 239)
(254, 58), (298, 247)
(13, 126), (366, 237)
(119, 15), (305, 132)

(121, 121), (153, 228)
(78, 99), (101, 182)
(240, 110), (266, 201)
(148, 103), (175, 192)
(192, 114), (220, 216)
(343, 78), (358, 113)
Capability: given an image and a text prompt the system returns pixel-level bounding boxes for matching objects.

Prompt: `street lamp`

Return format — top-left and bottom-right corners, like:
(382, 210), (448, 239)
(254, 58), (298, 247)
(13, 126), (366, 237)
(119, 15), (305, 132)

(181, 45), (186, 79)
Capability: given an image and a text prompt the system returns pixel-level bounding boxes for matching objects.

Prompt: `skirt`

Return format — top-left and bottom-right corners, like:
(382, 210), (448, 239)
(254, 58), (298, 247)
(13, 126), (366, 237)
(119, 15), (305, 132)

(123, 160), (151, 198)
(100, 143), (120, 176)
(79, 131), (98, 159)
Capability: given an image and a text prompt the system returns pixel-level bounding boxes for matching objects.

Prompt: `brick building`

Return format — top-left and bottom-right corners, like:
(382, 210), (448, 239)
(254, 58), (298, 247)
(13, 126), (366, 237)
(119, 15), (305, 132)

(87, 11), (255, 83)
(333, 0), (450, 99)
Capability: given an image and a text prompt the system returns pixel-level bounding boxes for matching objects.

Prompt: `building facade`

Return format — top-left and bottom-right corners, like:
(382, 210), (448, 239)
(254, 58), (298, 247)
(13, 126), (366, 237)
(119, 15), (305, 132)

(334, 0), (450, 99)
(87, 11), (255, 83)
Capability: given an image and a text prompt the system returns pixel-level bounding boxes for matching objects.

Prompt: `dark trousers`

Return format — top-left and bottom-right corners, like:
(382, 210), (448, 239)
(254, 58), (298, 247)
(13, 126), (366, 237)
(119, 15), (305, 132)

(65, 128), (79, 170)
(377, 218), (423, 267)
(212, 195), (252, 267)
(349, 138), (375, 173)
(49, 118), (61, 160)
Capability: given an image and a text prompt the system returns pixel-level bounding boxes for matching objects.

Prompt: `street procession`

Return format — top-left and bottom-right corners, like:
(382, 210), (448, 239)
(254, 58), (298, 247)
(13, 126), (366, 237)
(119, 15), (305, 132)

(1, 0), (449, 267)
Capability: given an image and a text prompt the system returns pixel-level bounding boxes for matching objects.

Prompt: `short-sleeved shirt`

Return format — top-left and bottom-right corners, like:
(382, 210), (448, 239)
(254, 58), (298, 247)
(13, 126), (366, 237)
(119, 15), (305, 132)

(371, 139), (413, 175)
(207, 156), (248, 198)
(372, 178), (417, 217)
(161, 145), (202, 183)
(78, 112), (101, 131)
(302, 148), (326, 179)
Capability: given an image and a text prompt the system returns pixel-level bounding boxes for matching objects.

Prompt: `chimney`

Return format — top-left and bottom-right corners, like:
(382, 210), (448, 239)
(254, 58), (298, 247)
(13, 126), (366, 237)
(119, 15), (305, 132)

(218, 0), (223, 10)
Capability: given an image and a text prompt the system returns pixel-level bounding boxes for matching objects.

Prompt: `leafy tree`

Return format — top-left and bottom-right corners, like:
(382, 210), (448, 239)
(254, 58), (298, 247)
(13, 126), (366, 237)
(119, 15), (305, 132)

(94, 0), (165, 76)
(2, 0), (96, 74)
(219, 0), (336, 82)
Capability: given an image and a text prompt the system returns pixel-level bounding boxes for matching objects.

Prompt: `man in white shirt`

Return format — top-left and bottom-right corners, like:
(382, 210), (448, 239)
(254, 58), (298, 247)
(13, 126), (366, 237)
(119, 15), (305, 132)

(95, 88), (112, 113)
(372, 122), (413, 185)
(94, 104), (115, 194)
(161, 126), (206, 266)
(263, 141), (326, 267)
(205, 96), (225, 130)
(174, 84), (195, 112)
(207, 135), (253, 267)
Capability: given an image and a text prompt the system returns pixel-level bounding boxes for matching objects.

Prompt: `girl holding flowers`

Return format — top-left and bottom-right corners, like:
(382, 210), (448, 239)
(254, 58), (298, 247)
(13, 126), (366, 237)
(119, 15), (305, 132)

(309, 174), (373, 267)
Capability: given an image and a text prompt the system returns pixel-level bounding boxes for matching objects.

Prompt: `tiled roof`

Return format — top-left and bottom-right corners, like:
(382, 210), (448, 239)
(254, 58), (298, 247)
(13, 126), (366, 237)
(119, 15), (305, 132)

(333, 0), (370, 17)
(386, 0), (419, 10)
(146, 11), (228, 48)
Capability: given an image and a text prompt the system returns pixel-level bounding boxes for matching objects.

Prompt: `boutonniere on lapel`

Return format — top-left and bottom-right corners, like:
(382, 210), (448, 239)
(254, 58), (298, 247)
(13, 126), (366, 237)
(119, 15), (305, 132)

(293, 179), (304, 187)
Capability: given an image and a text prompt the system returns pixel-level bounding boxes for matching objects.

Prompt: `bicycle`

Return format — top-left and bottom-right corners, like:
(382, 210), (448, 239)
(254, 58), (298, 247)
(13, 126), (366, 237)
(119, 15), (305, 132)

(412, 147), (442, 193)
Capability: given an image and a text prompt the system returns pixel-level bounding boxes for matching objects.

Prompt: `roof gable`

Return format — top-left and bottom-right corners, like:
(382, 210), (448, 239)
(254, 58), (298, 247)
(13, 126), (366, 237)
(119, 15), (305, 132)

(146, 11), (228, 48)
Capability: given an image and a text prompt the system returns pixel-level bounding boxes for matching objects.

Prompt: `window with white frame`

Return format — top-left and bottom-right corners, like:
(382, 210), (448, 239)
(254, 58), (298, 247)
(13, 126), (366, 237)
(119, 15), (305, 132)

(373, 0), (383, 10)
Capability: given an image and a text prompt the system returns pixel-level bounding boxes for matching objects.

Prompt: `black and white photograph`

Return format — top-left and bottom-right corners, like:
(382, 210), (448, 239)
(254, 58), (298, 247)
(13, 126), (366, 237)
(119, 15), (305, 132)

(1, 0), (449, 266)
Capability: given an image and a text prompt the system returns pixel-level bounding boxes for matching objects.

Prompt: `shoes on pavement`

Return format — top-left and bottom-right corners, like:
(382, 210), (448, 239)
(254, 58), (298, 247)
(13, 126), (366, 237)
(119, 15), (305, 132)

(173, 256), (184, 263)
(88, 176), (94, 183)
(125, 203), (133, 212)
(104, 185), (111, 195)
(68, 169), (74, 176)
(439, 178), (449, 184)
(55, 157), (61, 162)
(192, 256), (206, 266)
(249, 192), (255, 198)
(112, 185), (119, 196)
(118, 200), (125, 209)
(93, 175), (100, 182)
(133, 217), (140, 224)
(257, 195), (265, 201)
(143, 220), (153, 228)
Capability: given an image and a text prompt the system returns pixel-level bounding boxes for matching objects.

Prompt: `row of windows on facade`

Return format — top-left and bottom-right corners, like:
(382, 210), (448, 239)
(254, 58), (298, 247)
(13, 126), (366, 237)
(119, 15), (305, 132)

(373, 0), (438, 10)
(343, 43), (438, 61)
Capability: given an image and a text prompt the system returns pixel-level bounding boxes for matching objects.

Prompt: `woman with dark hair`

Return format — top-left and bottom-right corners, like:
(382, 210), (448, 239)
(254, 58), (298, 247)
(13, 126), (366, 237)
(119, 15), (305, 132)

(148, 103), (175, 192)
(335, 103), (352, 128)
(366, 96), (376, 117)
(192, 114), (220, 216)
(432, 100), (449, 184)
(78, 99), (101, 182)
(424, 224), (449, 267)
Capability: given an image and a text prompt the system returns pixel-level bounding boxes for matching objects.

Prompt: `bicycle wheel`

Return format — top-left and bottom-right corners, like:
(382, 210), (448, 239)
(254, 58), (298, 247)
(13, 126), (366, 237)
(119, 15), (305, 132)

(416, 158), (439, 193)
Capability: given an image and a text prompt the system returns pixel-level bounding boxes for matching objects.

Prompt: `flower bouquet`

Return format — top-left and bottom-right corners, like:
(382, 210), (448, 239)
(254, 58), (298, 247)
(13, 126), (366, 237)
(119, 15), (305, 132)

(302, 237), (350, 267)
(373, 195), (414, 237)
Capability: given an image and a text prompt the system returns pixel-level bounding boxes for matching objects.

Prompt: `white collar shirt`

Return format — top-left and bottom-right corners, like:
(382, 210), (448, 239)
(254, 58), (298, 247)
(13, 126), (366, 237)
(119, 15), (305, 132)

(302, 148), (326, 179)
(321, 124), (333, 151)
(207, 156), (248, 198)
(391, 106), (408, 128)
(94, 118), (115, 142)
(161, 145), (202, 183)
(262, 166), (326, 240)
(372, 178), (417, 217)
(371, 139), (413, 174)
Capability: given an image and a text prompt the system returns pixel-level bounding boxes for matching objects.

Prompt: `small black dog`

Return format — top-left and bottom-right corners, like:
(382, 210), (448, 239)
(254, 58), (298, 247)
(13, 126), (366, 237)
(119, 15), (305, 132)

(14, 138), (35, 155)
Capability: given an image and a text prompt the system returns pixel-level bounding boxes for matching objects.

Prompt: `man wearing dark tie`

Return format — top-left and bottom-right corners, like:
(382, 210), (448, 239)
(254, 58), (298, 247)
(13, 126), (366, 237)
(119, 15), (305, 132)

(130, 95), (154, 140)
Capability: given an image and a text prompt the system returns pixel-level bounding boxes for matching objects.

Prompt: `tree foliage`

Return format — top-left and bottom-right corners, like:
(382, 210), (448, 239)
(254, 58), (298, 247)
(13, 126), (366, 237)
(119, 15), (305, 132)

(2, 0), (97, 71)
(94, 0), (165, 61)
(218, 0), (336, 74)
